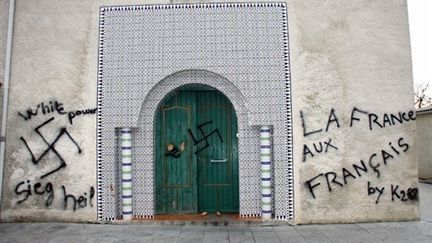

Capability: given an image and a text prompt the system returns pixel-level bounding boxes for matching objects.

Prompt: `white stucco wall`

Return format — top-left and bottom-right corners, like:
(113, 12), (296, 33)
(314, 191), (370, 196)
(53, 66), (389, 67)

(0, 0), (418, 224)
(290, 0), (418, 224)
(416, 112), (432, 179)
(0, 0), (169, 222)
(0, 0), (9, 140)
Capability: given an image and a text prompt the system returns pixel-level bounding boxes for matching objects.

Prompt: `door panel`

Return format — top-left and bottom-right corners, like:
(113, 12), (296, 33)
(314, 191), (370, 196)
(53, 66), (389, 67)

(197, 91), (239, 213)
(156, 91), (197, 214)
(155, 90), (238, 214)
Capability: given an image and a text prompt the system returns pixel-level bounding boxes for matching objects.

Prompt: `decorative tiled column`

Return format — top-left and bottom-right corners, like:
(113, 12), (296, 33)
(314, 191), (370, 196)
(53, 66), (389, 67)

(260, 126), (272, 220)
(121, 128), (133, 220)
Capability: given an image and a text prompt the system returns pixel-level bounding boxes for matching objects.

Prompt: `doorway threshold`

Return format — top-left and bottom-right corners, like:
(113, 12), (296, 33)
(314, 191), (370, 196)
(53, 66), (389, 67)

(113, 214), (289, 226)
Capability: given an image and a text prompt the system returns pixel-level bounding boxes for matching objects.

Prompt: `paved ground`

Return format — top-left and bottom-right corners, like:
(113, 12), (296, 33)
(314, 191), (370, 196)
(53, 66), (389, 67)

(0, 182), (431, 243)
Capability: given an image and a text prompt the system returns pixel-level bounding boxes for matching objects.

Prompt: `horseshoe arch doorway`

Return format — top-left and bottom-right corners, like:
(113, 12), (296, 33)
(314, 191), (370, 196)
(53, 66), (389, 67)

(154, 85), (239, 214)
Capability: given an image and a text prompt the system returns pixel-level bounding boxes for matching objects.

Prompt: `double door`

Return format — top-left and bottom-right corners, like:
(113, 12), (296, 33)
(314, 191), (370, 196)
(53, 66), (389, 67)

(155, 90), (239, 214)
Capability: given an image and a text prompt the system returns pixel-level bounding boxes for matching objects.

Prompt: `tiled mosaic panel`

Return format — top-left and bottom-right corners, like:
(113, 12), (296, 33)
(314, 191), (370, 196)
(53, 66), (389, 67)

(97, 3), (293, 220)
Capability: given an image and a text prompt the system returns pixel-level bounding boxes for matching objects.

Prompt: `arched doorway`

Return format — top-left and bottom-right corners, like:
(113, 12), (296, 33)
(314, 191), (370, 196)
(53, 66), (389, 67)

(155, 85), (239, 214)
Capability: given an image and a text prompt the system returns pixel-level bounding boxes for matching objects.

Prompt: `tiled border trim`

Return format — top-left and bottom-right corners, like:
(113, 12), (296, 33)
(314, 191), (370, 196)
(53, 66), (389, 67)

(101, 2), (288, 12)
(280, 3), (294, 220)
(97, 7), (106, 221)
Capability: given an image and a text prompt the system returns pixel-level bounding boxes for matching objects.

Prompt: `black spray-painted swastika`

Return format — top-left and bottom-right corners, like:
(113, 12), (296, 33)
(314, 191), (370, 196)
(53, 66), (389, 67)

(20, 117), (82, 179)
(188, 121), (223, 154)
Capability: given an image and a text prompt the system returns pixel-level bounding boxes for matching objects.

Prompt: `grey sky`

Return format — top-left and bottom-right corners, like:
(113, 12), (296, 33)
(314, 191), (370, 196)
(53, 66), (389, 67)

(408, 0), (432, 97)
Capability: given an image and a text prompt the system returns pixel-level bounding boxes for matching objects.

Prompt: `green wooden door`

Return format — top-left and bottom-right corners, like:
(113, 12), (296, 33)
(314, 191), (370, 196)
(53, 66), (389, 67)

(155, 89), (238, 214)
(196, 91), (239, 213)
(155, 91), (197, 214)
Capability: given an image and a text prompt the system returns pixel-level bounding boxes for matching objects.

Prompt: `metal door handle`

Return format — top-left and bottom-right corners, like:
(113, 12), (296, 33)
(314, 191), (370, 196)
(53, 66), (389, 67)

(210, 159), (228, 163)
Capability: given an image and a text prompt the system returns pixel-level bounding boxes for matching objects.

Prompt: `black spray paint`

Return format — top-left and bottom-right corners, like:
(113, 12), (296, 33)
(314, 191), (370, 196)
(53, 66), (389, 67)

(305, 137), (409, 199)
(14, 180), (94, 211)
(188, 121), (223, 154)
(18, 100), (67, 121)
(300, 108), (341, 137)
(18, 99), (96, 125)
(301, 107), (415, 162)
(391, 185), (418, 202)
(14, 180), (54, 207)
(20, 117), (82, 179)
(302, 138), (338, 162)
(350, 107), (416, 131)
(62, 186), (95, 211)
(16, 102), (96, 212)
(68, 108), (97, 125)
(301, 107), (416, 138)
(367, 181), (385, 204)
(368, 181), (418, 204)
